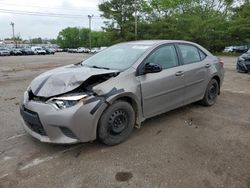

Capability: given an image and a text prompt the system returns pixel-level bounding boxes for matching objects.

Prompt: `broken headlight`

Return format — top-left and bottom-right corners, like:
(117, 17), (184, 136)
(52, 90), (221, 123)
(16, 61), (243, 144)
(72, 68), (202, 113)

(47, 95), (89, 110)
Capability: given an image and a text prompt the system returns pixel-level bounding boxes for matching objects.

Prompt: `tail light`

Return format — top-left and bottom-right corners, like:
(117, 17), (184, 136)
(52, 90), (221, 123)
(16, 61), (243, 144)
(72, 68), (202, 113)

(219, 58), (224, 67)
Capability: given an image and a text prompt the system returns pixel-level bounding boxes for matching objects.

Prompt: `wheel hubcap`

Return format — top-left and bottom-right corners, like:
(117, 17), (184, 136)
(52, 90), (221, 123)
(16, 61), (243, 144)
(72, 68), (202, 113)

(208, 84), (217, 101)
(108, 110), (128, 135)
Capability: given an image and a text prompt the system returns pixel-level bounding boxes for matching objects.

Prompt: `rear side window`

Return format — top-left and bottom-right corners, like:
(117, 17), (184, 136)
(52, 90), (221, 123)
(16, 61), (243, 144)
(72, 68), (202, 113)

(199, 50), (207, 60)
(178, 44), (204, 64)
(146, 45), (179, 69)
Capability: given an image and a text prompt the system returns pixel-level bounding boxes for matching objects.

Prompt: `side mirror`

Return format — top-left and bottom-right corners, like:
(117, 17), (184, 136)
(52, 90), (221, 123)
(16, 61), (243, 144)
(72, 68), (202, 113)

(144, 63), (162, 74)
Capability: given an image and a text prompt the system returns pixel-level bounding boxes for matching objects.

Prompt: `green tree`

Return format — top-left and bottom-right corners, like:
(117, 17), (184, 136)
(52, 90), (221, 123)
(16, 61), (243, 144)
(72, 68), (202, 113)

(91, 31), (110, 47)
(229, 2), (250, 44)
(99, 0), (243, 52)
(56, 27), (110, 48)
(57, 27), (82, 48)
(99, 0), (139, 42)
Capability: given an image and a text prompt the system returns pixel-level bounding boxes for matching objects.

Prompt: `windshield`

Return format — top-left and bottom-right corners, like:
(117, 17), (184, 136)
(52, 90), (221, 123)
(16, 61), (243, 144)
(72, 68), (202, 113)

(82, 43), (151, 70)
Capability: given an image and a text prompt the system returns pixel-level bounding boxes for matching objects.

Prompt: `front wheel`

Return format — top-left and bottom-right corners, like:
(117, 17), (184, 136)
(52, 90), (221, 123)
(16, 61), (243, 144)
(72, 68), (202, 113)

(98, 101), (135, 146)
(200, 79), (219, 106)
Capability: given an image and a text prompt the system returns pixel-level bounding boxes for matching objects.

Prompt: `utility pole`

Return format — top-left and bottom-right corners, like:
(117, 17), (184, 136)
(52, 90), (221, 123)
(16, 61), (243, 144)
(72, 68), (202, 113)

(88, 15), (94, 50)
(10, 22), (17, 48)
(135, 0), (138, 40)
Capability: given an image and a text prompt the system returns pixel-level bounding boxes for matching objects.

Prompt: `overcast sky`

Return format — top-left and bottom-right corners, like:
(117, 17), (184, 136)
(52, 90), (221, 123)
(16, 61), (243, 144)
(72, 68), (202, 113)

(0, 0), (104, 40)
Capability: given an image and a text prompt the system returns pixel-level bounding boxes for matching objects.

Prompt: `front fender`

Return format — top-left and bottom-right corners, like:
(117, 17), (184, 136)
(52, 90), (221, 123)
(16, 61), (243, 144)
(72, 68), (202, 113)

(107, 92), (144, 126)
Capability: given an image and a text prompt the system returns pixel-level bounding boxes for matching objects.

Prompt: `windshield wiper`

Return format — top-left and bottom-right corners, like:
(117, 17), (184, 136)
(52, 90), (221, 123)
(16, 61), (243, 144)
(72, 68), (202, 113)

(91, 65), (110, 70)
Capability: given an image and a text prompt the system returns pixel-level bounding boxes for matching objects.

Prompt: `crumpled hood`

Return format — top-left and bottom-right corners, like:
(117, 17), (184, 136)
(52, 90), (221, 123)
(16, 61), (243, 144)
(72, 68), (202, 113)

(30, 64), (119, 97)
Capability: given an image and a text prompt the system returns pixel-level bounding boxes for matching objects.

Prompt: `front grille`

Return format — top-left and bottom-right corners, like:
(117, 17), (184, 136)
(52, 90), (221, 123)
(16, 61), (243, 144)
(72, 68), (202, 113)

(20, 106), (47, 136)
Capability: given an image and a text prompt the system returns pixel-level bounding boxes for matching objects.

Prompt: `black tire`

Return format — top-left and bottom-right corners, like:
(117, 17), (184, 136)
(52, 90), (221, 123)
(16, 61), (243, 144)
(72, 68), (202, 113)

(98, 101), (135, 146)
(201, 79), (219, 106)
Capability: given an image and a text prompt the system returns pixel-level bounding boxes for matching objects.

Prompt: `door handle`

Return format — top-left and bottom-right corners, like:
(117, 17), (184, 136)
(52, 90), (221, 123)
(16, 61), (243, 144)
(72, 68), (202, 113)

(175, 71), (184, 76)
(205, 64), (211, 68)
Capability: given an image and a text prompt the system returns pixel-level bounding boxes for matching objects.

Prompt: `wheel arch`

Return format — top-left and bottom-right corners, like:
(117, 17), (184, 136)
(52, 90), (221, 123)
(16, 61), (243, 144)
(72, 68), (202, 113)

(95, 92), (143, 133)
(107, 92), (143, 126)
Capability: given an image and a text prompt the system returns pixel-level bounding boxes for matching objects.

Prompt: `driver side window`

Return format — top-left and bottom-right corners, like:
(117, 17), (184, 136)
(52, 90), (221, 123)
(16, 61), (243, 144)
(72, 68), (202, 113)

(146, 45), (179, 69)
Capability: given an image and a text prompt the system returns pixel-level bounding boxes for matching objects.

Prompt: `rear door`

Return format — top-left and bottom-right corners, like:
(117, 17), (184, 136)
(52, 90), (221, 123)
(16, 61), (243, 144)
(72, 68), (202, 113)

(138, 44), (185, 118)
(177, 43), (210, 104)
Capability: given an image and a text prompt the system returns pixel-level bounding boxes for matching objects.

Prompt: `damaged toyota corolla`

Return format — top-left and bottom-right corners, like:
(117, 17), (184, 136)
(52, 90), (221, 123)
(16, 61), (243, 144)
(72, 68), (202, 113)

(20, 40), (224, 145)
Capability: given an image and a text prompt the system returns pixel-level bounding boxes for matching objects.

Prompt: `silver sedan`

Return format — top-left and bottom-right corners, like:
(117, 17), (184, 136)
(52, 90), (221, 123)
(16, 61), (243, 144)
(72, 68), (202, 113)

(20, 40), (224, 145)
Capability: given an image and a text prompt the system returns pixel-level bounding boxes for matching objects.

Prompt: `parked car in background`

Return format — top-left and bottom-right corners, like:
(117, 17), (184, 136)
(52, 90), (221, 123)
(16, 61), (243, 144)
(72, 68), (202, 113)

(21, 48), (35, 55)
(237, 49), (250, 73)
(233, 46), (248, 53)
(55, 48), (63, 52)
(43, 48), (55, 55)
(10, 48), (23, 56)
(90, 47), (107, 53)
(77, 47), (86, 53)
(223, 46), (234, 53)
(0, 48), (10, 56)
(31, 47), (46, 55)
(68, 48), (78, 53)
(85, 48), (90, 53)
(90, 47), (101, 53)
(20, 40), (224, 145)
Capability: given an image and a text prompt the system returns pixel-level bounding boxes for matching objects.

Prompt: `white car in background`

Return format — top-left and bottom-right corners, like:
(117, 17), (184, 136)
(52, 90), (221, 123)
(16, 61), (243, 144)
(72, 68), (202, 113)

(77, 47), (87, 53)
(90, 47), (107, 53)
(0, 48), (10, 56)
(90, 47), (99, 53)
(223, 46), (234, 53)
(31, 47), (46, 55)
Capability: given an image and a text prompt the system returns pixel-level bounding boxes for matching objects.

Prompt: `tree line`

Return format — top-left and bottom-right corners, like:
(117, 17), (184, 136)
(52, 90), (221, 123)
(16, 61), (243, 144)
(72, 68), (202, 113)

(56, 27), (110, 48)
(56, 0), (250, 52)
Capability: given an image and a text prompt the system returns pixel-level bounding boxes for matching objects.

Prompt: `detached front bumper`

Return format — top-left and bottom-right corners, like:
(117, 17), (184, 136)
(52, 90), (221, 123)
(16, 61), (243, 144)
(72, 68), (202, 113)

(20, 91), (107, 144)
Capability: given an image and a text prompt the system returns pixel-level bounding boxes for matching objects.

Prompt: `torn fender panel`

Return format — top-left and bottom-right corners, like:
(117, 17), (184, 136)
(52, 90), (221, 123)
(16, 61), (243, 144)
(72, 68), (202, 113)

(91, 70), (145, 125)
(84, 87), (125, 115)
(30, 64), (119, 97)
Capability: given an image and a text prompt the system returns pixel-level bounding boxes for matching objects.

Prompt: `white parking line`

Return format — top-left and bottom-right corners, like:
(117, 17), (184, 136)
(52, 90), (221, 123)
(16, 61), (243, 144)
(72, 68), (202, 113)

(5, 133), (26, 141)
(19, 145), (82, 171)
(3, 156), (12, 161)
(0, 133), (26, 143)
(0, 174), (8, 179)
(222, 89), (250, 95)
(20, 156), (54, 170)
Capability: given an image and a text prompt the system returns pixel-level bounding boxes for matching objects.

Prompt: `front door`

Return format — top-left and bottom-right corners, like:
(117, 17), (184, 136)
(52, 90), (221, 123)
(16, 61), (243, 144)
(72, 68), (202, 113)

(138, 44), (185, 118)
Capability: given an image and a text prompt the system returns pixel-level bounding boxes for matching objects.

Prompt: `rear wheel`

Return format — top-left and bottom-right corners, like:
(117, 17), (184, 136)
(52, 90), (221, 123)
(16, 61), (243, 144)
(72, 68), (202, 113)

(201, 79), (219, 106)
(98, 101), (135, 146)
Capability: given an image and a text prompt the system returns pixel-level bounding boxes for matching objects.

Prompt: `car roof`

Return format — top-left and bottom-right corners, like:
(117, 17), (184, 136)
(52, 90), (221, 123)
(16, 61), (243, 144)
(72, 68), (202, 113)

(123, 40), (198, 46)
(124, 40), (214, 58)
